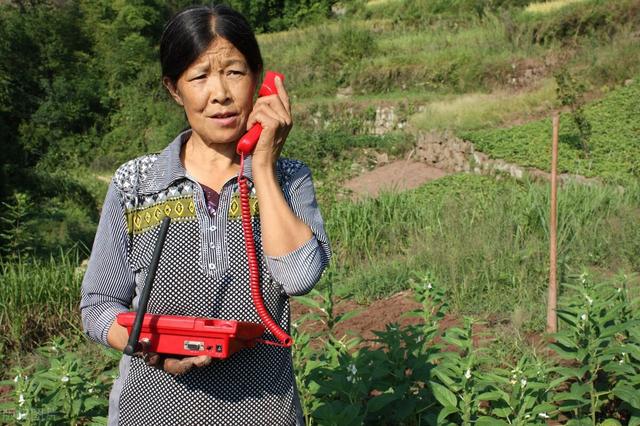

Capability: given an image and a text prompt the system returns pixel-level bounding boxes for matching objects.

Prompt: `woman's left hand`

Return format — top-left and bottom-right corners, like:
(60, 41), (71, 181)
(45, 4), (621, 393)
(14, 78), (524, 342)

(245, 75), (292, 169)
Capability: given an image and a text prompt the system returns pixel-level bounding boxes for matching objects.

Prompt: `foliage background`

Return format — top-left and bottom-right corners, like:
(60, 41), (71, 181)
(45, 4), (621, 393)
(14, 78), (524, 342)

(1, 0), (639, 423)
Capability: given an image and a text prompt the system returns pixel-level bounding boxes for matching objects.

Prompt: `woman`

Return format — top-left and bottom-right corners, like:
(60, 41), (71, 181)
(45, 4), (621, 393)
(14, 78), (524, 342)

(79, 5), (331, 425)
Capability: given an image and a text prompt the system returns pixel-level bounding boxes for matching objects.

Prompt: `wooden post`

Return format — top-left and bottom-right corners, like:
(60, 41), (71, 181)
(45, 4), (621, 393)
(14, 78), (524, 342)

(547, 113), (559, 334)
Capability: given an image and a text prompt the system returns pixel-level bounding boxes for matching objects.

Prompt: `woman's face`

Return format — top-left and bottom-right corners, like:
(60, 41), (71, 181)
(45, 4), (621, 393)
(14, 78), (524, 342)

(164, 37), (257, 146)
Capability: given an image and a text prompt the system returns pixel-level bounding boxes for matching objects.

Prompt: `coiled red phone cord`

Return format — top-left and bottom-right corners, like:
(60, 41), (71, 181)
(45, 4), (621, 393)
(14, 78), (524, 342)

(238, 154), (293, 347)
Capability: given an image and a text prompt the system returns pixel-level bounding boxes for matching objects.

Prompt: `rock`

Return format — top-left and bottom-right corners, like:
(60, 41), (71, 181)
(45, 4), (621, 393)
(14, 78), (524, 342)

(331, 3), (347, 17)
(375, 152), (389, 165)
(373, 106), (397, 135)
(336, 86), (353, 99)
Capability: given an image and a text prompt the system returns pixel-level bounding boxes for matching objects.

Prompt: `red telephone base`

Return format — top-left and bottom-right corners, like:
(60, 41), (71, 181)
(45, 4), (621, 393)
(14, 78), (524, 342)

(117, 312), (266, 359)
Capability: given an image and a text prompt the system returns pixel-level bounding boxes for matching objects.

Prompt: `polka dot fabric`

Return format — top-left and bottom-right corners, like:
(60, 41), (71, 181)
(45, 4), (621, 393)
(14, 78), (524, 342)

(114, 166), (300, 425)
(80, 130), (330, 426)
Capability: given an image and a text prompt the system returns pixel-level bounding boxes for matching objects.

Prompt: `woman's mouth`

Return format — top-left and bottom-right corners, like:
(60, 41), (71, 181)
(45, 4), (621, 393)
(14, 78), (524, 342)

(209, 112), (238, 127)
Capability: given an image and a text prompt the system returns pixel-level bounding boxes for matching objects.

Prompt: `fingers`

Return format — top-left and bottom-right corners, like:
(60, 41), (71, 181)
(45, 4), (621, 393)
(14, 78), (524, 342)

(274, 75), (290, 115)
(247, 96), (291, 131)
(190, 355), (213, 368)
(163, 355), (213, 376)
(131, 340), (213, 376)
(145, 353), (164, 368)
(247, 106), (288, 135)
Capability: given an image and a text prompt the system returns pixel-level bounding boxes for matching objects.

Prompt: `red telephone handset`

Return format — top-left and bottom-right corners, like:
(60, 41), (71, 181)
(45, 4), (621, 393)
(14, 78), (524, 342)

(236, 71), (284, 155)
(236, 70), (293, 348)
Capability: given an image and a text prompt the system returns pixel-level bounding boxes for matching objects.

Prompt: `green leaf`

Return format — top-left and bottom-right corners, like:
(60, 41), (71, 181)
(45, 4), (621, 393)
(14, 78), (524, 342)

(569, 382), (590, 397)
(429, 382), (458, 409)
(394, 398), (417, 421)
(566, 418), (591, 426)
(548, 343), (578, 360)
(295, 295), (323, 311)
(477, 391), (504, 401)
(436, 405), (458, 424)
(336, 309), (362, 324)
(613, 384), (640, 409)
(531, 403), (557, 416)
(476, 416), (509, 426)
(367, 392), (400, 413)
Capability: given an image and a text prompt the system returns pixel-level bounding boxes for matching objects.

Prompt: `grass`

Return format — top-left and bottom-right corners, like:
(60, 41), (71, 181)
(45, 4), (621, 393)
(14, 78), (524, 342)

(319, 174), (640, 331)
(259, 0), (640, 100)
(409, 78), (556, 132)
(0, 250), (85, 355)
(524, 0), (589, 14)
(4, 0), (640, 387)
(4, 174), (639, 354)
(463, 77), (640, 184)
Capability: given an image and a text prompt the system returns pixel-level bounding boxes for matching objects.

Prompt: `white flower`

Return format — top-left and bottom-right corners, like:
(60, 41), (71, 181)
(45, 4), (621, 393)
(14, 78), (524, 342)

(16, 412), (27, 421)
(525, 414), (531, 419)
(581, 313), (588, 321)
(585, 296), (593, 306)
(619, 359), (624, 364)
(427, 283), (433, 290)
(520, 378), (527, 387)
(61, 376), (69, 383)
(510, 378), (517, 385)
(18, 394), (25, 406)
(88, 388), (94, 394)
(617, 287), (622, 293)
(14, 375), (20, 383)
(622, 352), (627, 356)
(538, 412), (550, 419)
(465, 369), (472, 379)
(347, 364), (357, 375)
(51, 345), (58, 352)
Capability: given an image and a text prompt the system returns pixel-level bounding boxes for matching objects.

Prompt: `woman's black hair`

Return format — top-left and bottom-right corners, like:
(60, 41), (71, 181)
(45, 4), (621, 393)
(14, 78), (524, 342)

(160, 4), (263, 83)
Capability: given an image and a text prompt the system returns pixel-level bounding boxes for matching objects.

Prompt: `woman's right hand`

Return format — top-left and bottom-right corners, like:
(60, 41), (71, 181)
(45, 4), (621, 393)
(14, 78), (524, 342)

(110, 322), (213, 375)
(135, 340), (214, 376)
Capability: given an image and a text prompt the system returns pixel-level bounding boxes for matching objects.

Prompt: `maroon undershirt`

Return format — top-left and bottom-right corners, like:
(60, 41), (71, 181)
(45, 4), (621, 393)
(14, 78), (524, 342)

(200, 182), (220, 216)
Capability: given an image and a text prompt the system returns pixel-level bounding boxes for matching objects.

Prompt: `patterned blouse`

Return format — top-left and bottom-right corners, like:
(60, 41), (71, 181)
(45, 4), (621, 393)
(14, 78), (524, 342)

(79, 129), (331, 425)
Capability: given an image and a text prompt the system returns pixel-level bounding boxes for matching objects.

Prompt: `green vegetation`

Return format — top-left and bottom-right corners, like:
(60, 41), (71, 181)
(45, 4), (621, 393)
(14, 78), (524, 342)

(409, 79), (556, 132)
(1, 0), (640, 423)
(463, 78), (640, 184)
(321, 174), (640, 322)
(4, 274), (639, 424)
(1, 251), (84, 354)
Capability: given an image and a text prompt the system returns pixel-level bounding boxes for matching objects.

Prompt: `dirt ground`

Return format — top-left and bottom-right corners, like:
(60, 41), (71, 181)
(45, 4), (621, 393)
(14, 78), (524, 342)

(291, 290), (424, 343)
(343, 159), (449, 200)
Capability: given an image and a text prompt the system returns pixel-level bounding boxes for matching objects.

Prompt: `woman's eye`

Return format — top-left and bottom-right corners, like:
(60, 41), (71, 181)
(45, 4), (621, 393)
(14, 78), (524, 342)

(191, 74), (206, 81)
(228, 70), (244, 76)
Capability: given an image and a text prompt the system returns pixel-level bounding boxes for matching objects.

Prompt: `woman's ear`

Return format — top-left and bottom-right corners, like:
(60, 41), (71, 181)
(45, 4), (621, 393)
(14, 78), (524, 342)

(163, 77), (184, 106)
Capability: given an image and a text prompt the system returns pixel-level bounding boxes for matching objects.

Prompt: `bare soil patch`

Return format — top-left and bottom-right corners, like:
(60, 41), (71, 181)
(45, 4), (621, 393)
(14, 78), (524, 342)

(291, 290), (422, 343)
(291, 290), (546, 354)
(342, 159), (449, 200)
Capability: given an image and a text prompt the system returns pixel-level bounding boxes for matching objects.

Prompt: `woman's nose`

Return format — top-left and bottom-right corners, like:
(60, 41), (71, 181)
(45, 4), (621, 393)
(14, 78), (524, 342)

(209, 75), (231, 104)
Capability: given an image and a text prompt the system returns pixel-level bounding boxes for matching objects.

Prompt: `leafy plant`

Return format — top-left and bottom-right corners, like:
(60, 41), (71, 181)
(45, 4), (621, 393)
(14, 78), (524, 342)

(555, 68), (592, 156)
(430, 317), (492, 425)
(549, 273), (640, 425)
(0, 336), (117, 425)
(0, 192), (35, 261)
(479, 355), (558, 425)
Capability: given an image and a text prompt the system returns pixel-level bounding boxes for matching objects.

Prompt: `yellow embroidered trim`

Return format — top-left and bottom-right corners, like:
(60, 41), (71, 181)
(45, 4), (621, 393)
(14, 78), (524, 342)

(126, 197), (196, 235)
(228, 194), (259, 219)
